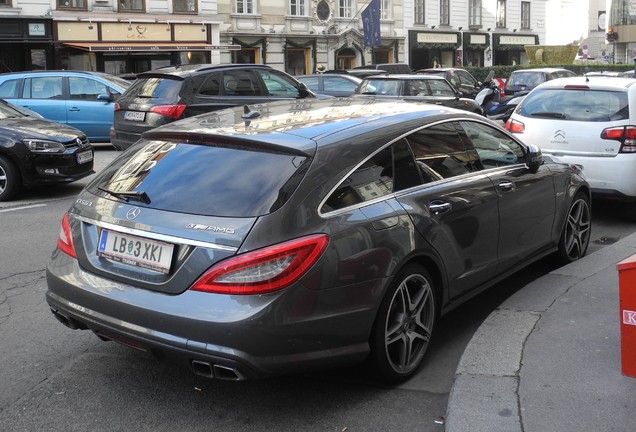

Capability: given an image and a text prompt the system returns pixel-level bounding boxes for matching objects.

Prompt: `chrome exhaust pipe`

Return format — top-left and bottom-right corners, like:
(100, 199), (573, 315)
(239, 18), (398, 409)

(191, 360), (244, 380)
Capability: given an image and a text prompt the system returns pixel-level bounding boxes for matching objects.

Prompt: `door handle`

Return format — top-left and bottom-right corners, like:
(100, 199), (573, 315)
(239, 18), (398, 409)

(498, 180), (516, 192)
(69, 107), (80, 112)
(429, 200), (451, 215)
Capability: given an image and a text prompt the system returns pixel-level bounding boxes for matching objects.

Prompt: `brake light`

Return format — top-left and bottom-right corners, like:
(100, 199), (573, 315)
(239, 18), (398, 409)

(191, 234), (330, 295)
(564, 85), (590, 90)
(57, 212), (76, 258)
(150, 104), (187, 119)
(505, 118), (525, 134)
(602, 126), (636, 153)
(114, 102), (121, 111)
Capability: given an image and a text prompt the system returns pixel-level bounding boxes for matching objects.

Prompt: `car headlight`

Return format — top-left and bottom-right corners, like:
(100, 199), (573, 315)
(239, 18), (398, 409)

(24, 139), (66, 153)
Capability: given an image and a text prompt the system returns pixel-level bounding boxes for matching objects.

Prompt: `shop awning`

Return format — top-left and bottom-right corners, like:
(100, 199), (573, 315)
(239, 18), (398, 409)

(63, 42), (241, 52)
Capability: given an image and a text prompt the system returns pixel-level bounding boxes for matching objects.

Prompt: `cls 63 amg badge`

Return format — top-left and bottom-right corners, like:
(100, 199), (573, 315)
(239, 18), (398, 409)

(186, 223), (235, 234)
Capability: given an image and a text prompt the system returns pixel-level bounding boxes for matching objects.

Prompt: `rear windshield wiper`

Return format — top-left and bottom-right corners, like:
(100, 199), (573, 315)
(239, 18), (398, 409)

(530, 112), (566, 119)
(98, 187), (151, 204)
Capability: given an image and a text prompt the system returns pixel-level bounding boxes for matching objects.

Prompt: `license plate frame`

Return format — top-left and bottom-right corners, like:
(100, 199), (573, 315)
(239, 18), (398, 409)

(124, 111), (145, 122)
(98, 229), (174, 274)
(76, 150), (93, 164)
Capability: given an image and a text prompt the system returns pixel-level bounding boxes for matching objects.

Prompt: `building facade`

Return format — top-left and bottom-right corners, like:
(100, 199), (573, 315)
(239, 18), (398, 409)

(606, 0), (636, 64)
(0, 0), (554, 75)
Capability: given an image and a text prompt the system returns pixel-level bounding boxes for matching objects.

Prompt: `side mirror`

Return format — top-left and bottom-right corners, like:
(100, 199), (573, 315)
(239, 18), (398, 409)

(97, 93), (112, 102)
(526, 144), (543, 173)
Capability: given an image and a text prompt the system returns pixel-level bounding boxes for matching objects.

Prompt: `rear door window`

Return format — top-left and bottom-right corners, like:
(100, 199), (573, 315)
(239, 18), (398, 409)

(23, 76), (63, 99)
(222, 70), (260, 96)
(0, 79), (21, 99)
(88, 140), (310, 217)
(197, 72), (222, 96)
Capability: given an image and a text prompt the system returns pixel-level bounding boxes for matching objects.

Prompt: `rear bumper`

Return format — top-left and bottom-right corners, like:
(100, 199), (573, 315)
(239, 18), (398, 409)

(110, 128), (141, 151)
(45, 253), (376, 379)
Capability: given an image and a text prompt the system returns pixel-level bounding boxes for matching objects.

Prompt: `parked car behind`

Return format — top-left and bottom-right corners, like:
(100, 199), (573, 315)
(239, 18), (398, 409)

(297, 73), (362, 97)
(504, 68), (576, 96)
(0, 98), (93, 201)
(46, 99), (590, 384)
(111, 63), (316, 150)
(0, 70), (129, 142)
(506, 76), (636, 206)
(355, 74), (483, 114)
(353, 63), (412, 74)
(417, 67), (482, 99)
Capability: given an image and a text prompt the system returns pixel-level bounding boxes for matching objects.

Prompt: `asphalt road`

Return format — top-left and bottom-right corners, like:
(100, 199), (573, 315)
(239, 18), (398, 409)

(0, 145), (633, 431)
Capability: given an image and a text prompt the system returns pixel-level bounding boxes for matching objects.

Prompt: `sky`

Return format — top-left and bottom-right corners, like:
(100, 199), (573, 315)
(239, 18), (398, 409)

(544, 0), (590, 45)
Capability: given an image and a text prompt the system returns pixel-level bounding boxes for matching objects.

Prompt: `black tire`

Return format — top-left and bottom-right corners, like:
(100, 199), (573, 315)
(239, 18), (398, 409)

(369, 264), (437, 383)
(556, 191), (591, 264)
(0, 155), (20, 202)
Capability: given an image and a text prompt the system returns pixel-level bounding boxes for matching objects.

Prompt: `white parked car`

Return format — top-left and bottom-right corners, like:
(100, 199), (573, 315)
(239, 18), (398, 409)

(506, 76), (636, 202)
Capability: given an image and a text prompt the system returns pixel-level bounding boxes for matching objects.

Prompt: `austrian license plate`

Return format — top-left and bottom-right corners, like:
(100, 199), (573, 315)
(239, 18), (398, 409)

(124, 111), (145, 122)
(76, 150), (93, 164)
(98, 229), (174, 274)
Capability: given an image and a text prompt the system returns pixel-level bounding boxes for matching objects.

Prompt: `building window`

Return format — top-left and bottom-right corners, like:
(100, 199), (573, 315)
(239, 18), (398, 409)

(496, 0), (506, 28)
(58, 0), (86, 9)
(469, 0), (481, 27)
(373, 48), (393, 64)
(0, 0), (12, 6)
(521, 1), (530, 29)
(338, 0), (353, 18)
(414, 0), (425, 24)
(174, 0), (196, 13)
(380, 0), (391, 20)
(440, 0), (450, 26)
(236, 0), (254, 14)
(119, 0), (144, 11)
(290, 0), (307, 16)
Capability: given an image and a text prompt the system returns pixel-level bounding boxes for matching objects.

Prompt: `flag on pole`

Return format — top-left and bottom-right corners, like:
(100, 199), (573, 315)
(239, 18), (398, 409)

(362, 0), (382, 47)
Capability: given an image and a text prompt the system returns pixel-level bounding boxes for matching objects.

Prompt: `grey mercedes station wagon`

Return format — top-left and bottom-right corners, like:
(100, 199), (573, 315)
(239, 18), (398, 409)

(46, 99), (591, 383)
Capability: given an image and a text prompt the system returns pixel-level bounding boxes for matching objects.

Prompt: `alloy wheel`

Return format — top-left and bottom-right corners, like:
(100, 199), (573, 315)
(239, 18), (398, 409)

(562, 196), (591, 261)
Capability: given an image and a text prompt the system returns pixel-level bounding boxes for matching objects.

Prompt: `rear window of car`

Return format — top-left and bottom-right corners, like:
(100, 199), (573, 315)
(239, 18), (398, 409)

(506, 71), (546, 88)
(358, 79), (401, 95)
(519, 88), (629, 122)
(123, 77), (183, 103)
(87, 140), (310, 217)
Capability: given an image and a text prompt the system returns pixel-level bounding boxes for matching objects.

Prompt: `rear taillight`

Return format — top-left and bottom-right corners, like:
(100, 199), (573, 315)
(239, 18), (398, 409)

(601, 126), (636, 153)
(505, 118), (525, 134)
(150, 104), (187, 119)
(114, 102), (121, 111)
(191, 234), (330, 295)
(57, 212), (76, 258)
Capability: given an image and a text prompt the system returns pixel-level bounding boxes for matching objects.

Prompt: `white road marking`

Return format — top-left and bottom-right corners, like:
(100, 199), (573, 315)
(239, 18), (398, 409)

(0, 204), (47, 213)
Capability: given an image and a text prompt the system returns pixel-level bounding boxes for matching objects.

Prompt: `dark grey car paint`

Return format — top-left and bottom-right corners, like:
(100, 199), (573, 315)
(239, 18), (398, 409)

(46, 99), (589, 379)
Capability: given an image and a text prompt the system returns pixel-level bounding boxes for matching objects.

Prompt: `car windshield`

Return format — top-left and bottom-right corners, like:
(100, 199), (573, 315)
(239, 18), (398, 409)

(87, 140), (310, 217)
(508, 72), (544, 87)
(520, 88), (629, 121)
(95, 73), (132, 90)
(124, 77), (183, 102)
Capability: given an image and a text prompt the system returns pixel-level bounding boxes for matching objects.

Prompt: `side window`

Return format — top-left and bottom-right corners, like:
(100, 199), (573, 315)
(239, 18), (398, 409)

(223, 70), (259, 96)
(25, 76), (63, 99)
(323, 146), (400, 213)
(457, 70), (477, 87)
(406, 80), (429, 96)
(257, 70), (301, 97)
(427, 79), (456, 97)
(406, 122), (475, 180)
(324, 77), (358, 93)
(459, 120), (525, 168)
(0, 79), (20, 98)
(69, 77), (108, 101)
(300, 76), (320, 91)
(198, 72), (222, 96)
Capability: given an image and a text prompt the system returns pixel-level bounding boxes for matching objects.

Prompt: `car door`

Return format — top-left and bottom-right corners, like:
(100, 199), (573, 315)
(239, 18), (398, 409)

(457, 120), (556, 274)
(394, 122), (500, 299)
(15, 76), (67, 125)
(255, 69), (303, 101)
(67, 76), (116, 140)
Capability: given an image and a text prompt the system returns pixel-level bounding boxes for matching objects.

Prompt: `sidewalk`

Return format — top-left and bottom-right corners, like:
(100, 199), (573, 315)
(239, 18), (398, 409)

(445, 232), (636, 431)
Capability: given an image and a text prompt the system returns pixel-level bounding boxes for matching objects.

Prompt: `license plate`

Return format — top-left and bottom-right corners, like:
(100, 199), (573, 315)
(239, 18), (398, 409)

(124, 111), (145, 122)
(77, 150), (93, 164)
(98, 229), (174, 274)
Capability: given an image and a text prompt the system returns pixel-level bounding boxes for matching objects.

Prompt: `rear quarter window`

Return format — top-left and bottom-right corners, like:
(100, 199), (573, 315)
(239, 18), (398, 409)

(0, 79), (21, 99)
(88, 140), (310, 217)
(520, 88), (629, 122)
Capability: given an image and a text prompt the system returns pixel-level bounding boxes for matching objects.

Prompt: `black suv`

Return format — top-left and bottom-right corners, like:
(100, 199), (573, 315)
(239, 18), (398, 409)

(111, 64), (316, 150)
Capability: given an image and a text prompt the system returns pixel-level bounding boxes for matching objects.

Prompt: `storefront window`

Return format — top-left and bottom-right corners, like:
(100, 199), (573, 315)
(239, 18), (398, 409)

(286, 48), (308, 75)
(58, 0), (86, 9)
(0, 0), (12, 6)
(119, 0), (144, 12)
(373, 48), (392, 64)
(233, 49), (259, 63)
(174, 0), (196, 13)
